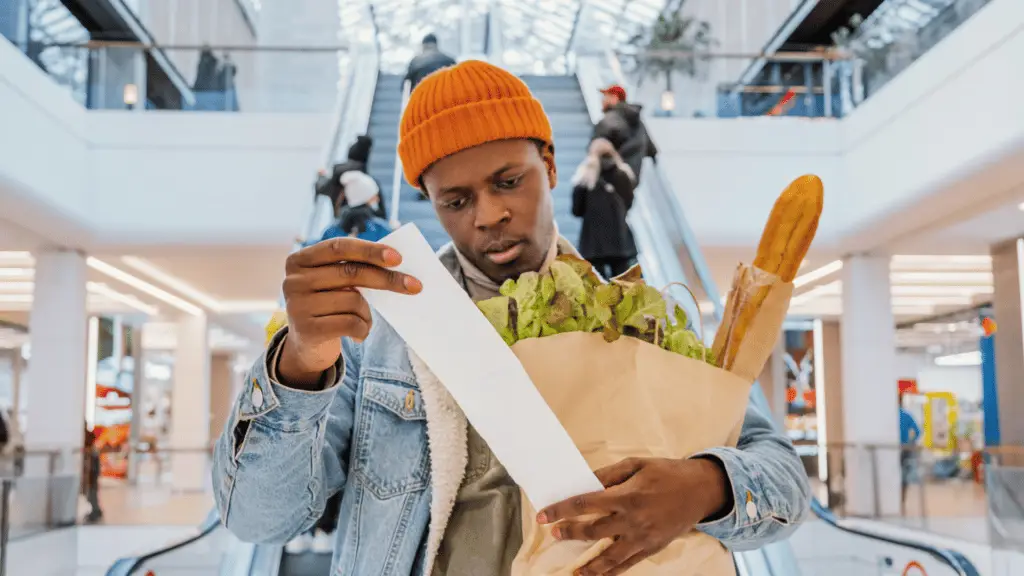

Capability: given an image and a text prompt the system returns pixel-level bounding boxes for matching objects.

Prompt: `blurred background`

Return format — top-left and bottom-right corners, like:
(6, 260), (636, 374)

(0, 0), (1021, 574)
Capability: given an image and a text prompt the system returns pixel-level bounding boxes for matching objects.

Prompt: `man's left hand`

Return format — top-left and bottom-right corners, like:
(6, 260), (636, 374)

(536, 457), (731, 576)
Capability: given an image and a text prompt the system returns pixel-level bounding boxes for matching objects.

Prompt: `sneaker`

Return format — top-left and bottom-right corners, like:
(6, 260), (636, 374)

(285, 532), (312, 555)
(311, 529), (333, 554)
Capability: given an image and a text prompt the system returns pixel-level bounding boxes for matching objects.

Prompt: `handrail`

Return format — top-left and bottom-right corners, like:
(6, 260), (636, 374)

(389, 80), (412, 229)
(578, 48), (980, 576)
(105, 508), (221, 576)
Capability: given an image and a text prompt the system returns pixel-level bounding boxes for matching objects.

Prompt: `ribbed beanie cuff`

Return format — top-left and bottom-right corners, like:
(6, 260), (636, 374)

(398, 60), (553, 188)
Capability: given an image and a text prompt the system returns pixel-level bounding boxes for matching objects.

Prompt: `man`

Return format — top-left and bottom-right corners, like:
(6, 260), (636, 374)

(404, 33), (456, 92)
(899, 402), (922, 512)
(214, 60), (809, 576)
(594, 84), (658, 184)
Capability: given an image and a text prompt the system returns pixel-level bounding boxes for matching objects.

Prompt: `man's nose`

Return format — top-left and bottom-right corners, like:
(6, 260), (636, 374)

(474, 192), (511, 230)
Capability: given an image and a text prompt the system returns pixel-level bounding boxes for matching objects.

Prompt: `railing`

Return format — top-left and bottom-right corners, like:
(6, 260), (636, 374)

(388, 80), (412, 229)
(4, 38), (351, 113)
(841, 0), (994, 99)
(583, 48), (866, 119)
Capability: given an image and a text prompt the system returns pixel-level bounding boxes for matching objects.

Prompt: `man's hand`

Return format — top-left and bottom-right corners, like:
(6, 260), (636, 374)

(536, 457), (731, 576)
(278, 238), (422, 389)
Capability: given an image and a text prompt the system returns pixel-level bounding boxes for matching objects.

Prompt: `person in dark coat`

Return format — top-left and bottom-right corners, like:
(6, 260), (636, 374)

(593, 84), (658, 184)
(82, 425), (102, 523)
(314, 135), (387, 220)
(403, 34), (456, 91)
(571, 137), (637, 279)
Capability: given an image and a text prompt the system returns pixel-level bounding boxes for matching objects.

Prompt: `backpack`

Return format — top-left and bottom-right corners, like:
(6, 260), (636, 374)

(357, 217), (391, 242)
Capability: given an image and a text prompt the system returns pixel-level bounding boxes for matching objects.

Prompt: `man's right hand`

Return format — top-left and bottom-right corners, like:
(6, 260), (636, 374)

(277, 238), (422, 389)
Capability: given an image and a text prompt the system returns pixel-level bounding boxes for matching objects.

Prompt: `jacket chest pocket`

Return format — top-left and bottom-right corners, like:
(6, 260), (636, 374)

(353, 378), (431, 500)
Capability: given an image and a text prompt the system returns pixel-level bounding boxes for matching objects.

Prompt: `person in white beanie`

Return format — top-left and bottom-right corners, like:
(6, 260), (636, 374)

(338, 171), (391, 241)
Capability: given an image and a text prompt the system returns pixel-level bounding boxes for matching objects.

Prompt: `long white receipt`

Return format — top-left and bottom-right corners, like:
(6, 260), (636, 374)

(359, 224), (602, 510)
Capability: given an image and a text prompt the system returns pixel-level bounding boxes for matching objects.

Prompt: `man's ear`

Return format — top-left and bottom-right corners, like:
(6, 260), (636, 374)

(542, 143), (558, 189)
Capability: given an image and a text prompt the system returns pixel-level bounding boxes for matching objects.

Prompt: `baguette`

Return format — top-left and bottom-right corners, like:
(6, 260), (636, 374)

(717, 175), (824, 369)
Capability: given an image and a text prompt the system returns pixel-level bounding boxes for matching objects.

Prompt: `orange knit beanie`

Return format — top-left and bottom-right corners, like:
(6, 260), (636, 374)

(398, 60), (553, 188)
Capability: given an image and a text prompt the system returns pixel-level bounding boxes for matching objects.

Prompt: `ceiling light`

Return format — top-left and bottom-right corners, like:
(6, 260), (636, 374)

(120, 257), (279, 314)
(215, 300), (281, 313)
(0, 268), (32, 279)
(793, 260), (843, 288)
(87, 282), (159, 316)
(1018, 201), (1024, 212)
(0, 282), (33, 293)
(892, 305), (936, 316)
(891, 255), (991, 265)
(891, 296), (974, 307)
(890, 271), (993, 285)
(121, 257), (221, 310)
(891, 285), (993, 296)
(791, 281), (841, 305)
(934, 351), (981, 366)
(87, 258), (202, 316)
(0, 294), (32, 303)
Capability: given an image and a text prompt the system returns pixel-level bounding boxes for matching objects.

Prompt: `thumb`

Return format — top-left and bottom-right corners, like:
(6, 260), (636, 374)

(593, 458), (644, 488)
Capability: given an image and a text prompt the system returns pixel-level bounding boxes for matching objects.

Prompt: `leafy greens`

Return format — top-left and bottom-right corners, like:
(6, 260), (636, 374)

(476, 255), (716, 364)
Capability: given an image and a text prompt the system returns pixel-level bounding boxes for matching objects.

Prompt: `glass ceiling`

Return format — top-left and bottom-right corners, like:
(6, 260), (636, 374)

(339, 0), (669, 75)
(852, 0), (957, 49)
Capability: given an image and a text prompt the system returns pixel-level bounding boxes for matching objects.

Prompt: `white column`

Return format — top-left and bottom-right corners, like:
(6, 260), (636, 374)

(26, 250), (88, 462)
(171, 313), (210, 492)
(839, 255), (901, 517)
(24, 249), (88, 526)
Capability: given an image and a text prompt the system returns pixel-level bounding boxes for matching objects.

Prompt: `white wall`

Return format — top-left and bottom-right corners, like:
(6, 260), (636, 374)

(895, 351), (983, 404)
(0, 38), (330, 250)
(645, 0), (1023, 253)
(645, 118), (845, 248)
(86, 112), (328, 246)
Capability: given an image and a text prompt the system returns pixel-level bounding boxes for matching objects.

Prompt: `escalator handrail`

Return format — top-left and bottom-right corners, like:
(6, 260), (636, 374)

(583, 49), (980, 576)
(389, 80), (412, 229)
(105, 508), (221, 576)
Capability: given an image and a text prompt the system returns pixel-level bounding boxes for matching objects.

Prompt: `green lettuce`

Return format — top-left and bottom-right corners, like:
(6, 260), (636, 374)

(476, 255), (715, 364)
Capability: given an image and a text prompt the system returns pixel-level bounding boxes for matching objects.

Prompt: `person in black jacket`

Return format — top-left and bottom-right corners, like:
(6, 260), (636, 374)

(593, 84), (658, 185)
(571, 137), (638, 279)
(404, 34), (456, 91)
(314, 135), (387, 220)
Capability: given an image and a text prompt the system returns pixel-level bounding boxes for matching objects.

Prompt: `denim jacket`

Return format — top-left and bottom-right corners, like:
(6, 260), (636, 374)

(213, 246), (811, 575)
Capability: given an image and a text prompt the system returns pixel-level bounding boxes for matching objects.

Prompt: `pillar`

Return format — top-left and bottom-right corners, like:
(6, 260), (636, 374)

(208, 353), (235, 442)
(839, 255), (900, 517)
(170, 313), (209, 492)
(990, 240), (1024, 449)
(25, 249), (88, 525)
(816, 320), (846, 505)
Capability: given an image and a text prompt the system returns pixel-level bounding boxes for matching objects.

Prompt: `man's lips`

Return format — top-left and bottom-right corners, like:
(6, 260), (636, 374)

(485, 242), (524, 265)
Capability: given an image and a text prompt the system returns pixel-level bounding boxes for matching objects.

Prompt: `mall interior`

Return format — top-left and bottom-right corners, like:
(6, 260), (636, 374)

(0, 0), (1022, 574)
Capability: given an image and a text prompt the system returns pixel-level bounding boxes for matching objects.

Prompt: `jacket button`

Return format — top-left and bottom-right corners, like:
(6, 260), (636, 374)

(252, 384), (264, 409)
(744, 490), (757, 520)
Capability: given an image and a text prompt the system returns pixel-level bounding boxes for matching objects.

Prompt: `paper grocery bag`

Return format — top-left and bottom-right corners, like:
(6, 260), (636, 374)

(713, 265), (794, 383)
(510, 275), (793, 576)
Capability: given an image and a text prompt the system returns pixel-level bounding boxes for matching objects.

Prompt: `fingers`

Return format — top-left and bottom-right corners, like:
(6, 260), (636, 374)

(575, 540), (645, 576)
(289, 291), (372, 323)
(593, 458), (644, 488)
(287, 237), (402, 271)
(552, 514), (624, 542)
(538, 490), (614, 525)
(286, 261), (421, 294)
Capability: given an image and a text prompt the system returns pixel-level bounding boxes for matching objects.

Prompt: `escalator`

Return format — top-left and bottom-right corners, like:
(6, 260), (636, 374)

(105, 64), (982, 576)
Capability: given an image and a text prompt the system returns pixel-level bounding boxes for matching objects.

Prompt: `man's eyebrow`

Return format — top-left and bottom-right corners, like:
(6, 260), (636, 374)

(491, 163), (520, 177)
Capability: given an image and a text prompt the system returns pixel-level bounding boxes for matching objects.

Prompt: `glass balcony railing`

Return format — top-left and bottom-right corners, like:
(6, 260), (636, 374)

(3, 40), (353, 113)
(836, 0), (994, 98)
(576, 49), (864, 119)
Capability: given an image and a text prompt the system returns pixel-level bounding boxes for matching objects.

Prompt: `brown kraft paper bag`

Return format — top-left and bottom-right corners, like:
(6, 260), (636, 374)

(510, 270), (793, 576)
